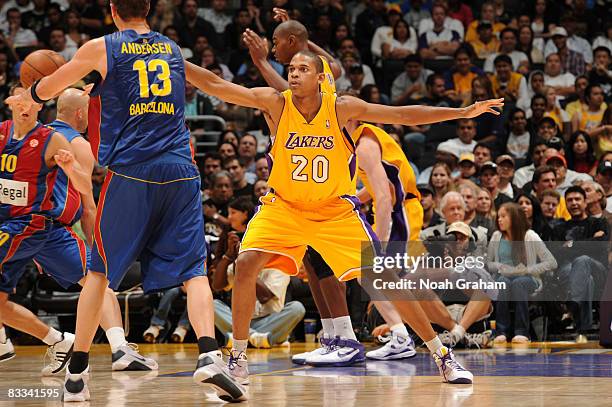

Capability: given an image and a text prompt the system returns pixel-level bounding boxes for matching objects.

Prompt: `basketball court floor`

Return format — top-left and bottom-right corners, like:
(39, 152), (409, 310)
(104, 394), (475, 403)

(2, 342), (611, 406)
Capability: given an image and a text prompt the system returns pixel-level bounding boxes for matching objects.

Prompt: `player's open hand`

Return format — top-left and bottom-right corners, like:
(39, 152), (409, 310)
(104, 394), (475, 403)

(242, 29), (268, 61)
(54, 149), (75, 171)
(273, 7), (290, 22)
(464, 98), (504, 118)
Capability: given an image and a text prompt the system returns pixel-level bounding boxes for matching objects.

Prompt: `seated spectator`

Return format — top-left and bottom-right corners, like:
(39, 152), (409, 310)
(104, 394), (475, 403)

(581, 180), (611, 220)
(496, 155), (519, 199)
(526, 94), (546, 136)
(429, 162), (455, 209)
(489, 202), (557, 344)
(479, 161), (513, 209)
(530, 0), (558, 40)
(253, 178), (269, 200)
(470, 76), (505, 144)
(553, 186), (609, 343)
(64, 9), (89, 50)
(238, 133), (258, 174)
(437, 118), (478, 158)
(444, 46), (484, 106)
(224, 157), (255, 197)
(517, 25), (545, 66)
(543, 53), (576, 100)
(544, 149), (592, 195)
(184, 82), (213, 116)
(476, 187), (497, 223)
(49, 28), (75, 61)
(218, 141), (238, 161)
(199, 0), (232, 38)
(418, 3), (461, 60)
(469, 20), (500, 60)
(200, 46), (234, 81)
(459, 182), (494, 233)
(143, 286), (191, 343)
(382, 19), (417, 61)
(416, 144), (459, 184)
(336, 39), (376, 87)
(473, 142), (493, 171)
(200, 152), (222, 191)
(571, 85), (606, 135)
(204, 171), (234, 237)
(566, 131), (597, 175)
(224, 7), (264, 51)
(595, 159), (612, 209)
(212, 197), (306, 348)
(360, 84), (389, 105)
(536, 117), (560, 143)
(547, 27), (586, 77)
(565, 75), (591, 120)
(526, 71), (546, 104)
(515, 192), (553, 240)
(403, 0), (430, 30)
(148, 0), (175, 33)
(544, 15), (593, 68)
(465, 1), (505, 43)
(1, 8), (37, 57)
(219, 130), (239, 149)
(502, 108), (532, 166)
(587, 107), (612, 159)
(592, 23), (612, 53)
(489, 54), (530, 111)
(542, 87), (570, 137)
(484, 28), (529, 74)
(254, 154), (269, 181)
(589, 46), (611, 97)
(417, 1), (464, 40)
(370, 6), (406, 67)
(391, 54), (433, 105)
(419, 184), (442, 229)
(531, 164), (571, 220)
(447, 0), (473, 30)
(457, 152), (477, 182)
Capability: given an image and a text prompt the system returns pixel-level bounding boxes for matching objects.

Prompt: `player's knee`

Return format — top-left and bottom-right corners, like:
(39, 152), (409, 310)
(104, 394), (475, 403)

(234, 252), (266, 280)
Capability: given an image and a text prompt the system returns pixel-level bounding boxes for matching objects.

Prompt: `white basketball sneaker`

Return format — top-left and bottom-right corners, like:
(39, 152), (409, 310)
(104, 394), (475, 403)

(111, 343), (158, 371)
(433, 347), (473, 384)
(228, 350), (249, 385)
(306, 337), (365, 367)
(193, 350), (247, 402)
(292, 336), (335, 365)
(365, 332), (417, 360)
(0, 338), (15, 363)
(42, 332), (74, 376)
(62, 365), (90, 402)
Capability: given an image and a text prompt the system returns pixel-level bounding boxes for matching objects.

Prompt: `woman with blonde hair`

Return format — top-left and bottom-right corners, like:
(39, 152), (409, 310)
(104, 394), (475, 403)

(476, 187), (496, 223)
(488, 203), (557, 344)
(429, 162), (454, 210)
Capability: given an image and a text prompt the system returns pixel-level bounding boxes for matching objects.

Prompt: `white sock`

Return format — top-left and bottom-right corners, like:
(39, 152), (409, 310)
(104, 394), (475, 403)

(106, 327), (128, 352)
(0, 326), (6, 343)
(332, 316), (357, 341)
(390, 323), (409, 337)
(425, 336), (444, 354)
(232, 339), (248, 354)
(451, 324), (466, 341)
(42, 327), (63, 345)
(321, 318), (334, 339)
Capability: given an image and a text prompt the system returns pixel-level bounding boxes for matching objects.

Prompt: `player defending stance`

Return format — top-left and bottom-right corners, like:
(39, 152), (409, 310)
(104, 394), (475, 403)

(185, 51), (503, 384)
(7, 0), (245, 402)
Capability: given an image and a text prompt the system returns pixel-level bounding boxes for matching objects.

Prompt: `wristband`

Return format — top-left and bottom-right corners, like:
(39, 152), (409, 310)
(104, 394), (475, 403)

(31, 80), (49, 104)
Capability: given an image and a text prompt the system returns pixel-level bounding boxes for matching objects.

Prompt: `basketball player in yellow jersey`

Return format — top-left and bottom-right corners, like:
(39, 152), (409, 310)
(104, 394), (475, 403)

(185, 50), (503, 384)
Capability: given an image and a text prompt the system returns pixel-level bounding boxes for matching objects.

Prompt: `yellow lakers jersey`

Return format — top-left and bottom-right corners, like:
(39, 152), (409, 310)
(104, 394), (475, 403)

(320, 56), (336, 95)
(268, 90), (356, 202)
(353, 123), (420, 210)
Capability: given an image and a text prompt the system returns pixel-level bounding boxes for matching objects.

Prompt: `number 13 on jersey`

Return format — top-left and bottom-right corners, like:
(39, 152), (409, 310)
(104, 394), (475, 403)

(132, 59), (171, 98)
(291, 155), (329, 183)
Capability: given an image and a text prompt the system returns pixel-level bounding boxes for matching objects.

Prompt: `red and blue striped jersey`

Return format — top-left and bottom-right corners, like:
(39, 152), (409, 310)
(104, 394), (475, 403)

(0, 120), (57, 222)
(46, 120), (83, 225)
(88, 30), (192, 170)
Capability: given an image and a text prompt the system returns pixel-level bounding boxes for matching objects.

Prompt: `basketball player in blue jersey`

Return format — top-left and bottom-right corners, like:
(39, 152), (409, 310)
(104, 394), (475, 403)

(7, 0), (246, 402)
(1, 88), (157, 373)
(185, 51), (503, 385)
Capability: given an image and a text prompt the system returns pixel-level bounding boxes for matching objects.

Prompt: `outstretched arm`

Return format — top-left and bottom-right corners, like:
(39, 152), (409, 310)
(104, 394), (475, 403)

(185, 61), (281, 112)
(337, 95), (504, 127)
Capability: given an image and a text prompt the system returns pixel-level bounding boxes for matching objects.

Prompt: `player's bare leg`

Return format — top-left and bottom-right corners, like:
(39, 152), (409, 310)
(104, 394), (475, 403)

(0, 291), (75, 375)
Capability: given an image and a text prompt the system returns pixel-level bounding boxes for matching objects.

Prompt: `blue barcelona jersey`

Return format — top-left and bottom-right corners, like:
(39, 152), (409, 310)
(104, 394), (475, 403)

(46, 120), (83, 225)
(88, 30), (193, 169)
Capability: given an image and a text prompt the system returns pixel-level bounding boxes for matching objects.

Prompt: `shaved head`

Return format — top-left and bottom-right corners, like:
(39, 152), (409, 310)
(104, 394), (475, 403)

(274, 20), (308, 42)
(56, 88), (90, 132)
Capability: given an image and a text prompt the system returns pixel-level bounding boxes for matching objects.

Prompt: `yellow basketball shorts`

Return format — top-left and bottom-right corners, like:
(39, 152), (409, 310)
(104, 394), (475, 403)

(239, 193), (381, 281)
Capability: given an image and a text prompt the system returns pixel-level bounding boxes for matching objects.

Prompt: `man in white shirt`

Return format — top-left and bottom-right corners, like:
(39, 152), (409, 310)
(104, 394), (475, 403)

(545, 151), (592, 195)
(544, 53), (576, 99)
(49, 28), (75, 61)
(496, 155), (517, 199)
(0, 0), (33, 26)
(371, 7), (416, 66)
(437, 118), (478, 158)
(1, 7), (36, 50)
(418, 3), (461, 60)
(513, 139), (549, 188)
(198, 0), (232, 34)
(391, 54), (433, 104)
(335, 48), (375, 91)
(484, 28), (529, 73)
(544, 16), (593, 65)
(417, 3), (464, 40)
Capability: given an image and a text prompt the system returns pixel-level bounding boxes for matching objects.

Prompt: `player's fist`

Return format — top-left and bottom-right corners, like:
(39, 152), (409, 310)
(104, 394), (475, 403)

(464, 98), (504, 118)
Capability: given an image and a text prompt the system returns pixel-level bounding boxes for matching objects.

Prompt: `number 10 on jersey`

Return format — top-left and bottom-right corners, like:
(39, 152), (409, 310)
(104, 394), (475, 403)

(291, 155), (329, 183)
